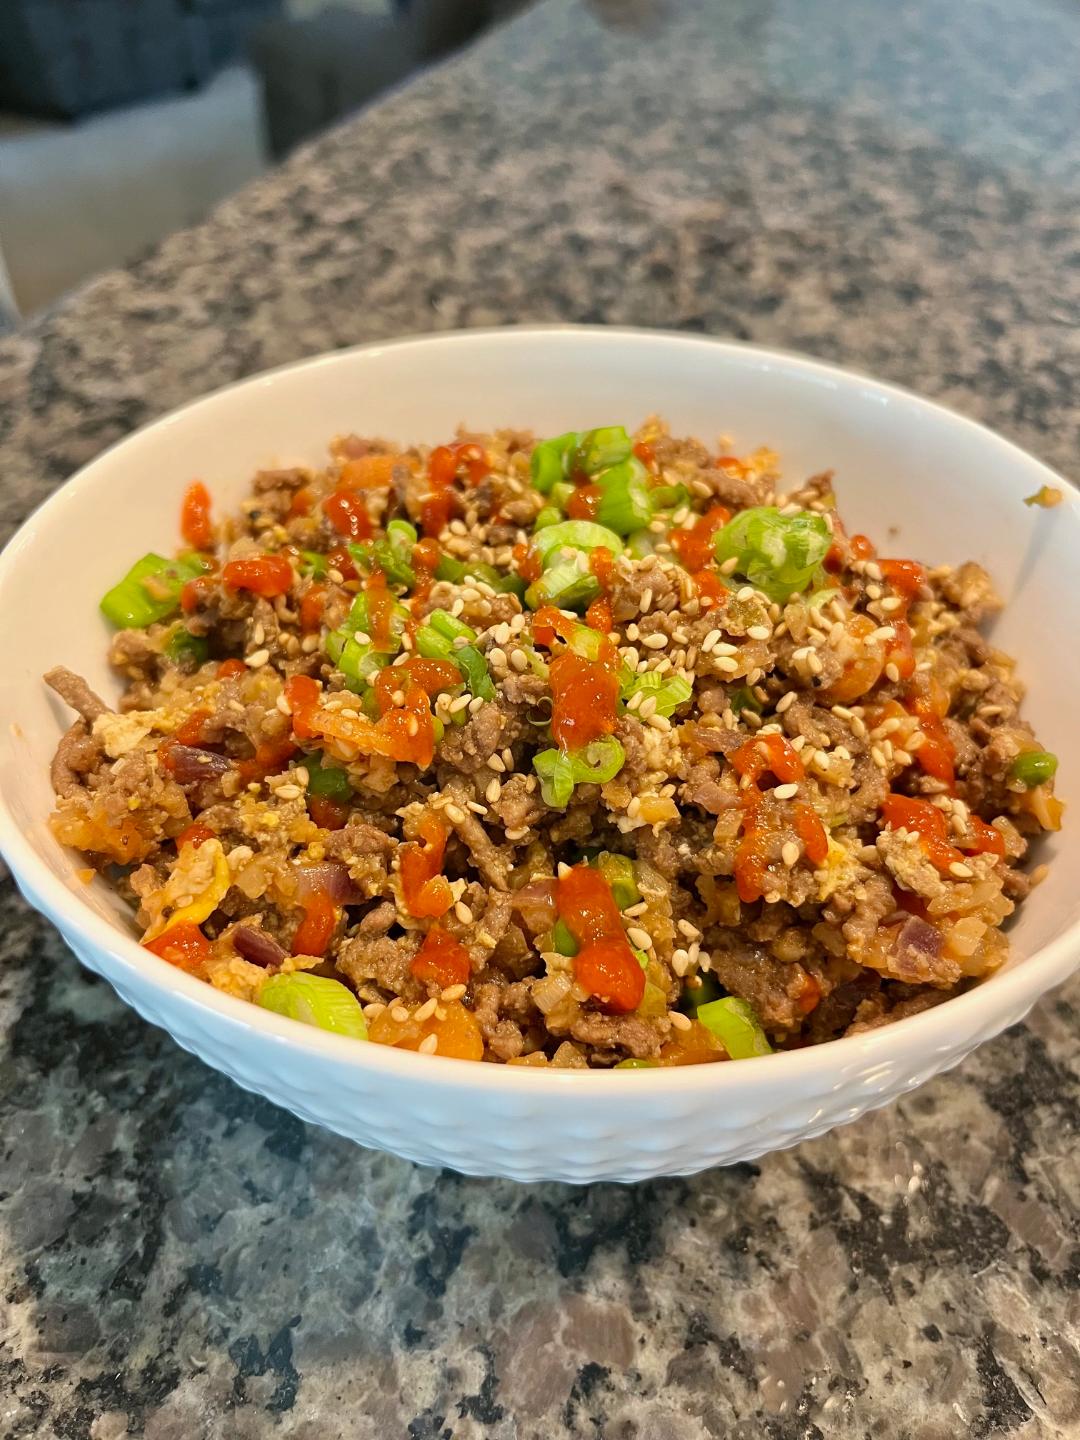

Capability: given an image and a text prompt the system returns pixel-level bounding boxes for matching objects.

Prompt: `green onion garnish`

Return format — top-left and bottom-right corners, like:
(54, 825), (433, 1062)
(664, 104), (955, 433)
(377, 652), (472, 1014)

(696, 997), (772, 1058)
(713, 506), (831, 602)
(100, 552), (207, 629)
(531, 520), (624, 567)
(428, 609), (477, 643)
(592, 460), (653, 536)
(303, 753), (353, 803)
(533, 749), (575, 807)
(256, 973), (368, 1038)
(163, 624), (209, 669)
(595, 851), (640, 910)
(622, 672), (692, 718)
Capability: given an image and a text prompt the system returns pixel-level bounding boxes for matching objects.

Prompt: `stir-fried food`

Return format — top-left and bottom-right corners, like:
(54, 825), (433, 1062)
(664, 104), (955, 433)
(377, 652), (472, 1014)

(45, 422), (1061, 1066)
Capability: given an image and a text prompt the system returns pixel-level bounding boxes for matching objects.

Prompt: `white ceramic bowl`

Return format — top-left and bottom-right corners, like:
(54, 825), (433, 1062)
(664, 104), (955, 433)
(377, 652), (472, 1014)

(1, 327), (1077, 1183)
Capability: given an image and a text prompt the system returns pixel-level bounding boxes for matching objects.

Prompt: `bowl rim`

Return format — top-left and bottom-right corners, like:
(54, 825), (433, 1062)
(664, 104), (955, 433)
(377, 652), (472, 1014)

(2, 322), (1077, 1095)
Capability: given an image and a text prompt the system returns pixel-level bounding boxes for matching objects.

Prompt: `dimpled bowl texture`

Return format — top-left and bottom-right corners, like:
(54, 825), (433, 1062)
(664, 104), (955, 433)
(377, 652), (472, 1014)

(1, 328), (1077, 1183)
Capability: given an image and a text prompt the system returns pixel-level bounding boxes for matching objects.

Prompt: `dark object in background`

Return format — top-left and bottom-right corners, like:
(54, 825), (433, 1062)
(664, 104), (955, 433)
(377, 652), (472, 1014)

(0, 0), (283, 121)
(250, 0), (520, 158)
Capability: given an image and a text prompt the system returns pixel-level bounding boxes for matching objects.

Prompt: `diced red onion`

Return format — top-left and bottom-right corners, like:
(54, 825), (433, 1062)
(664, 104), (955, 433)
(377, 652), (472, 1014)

(292, 860), (361, 905)
(161, 743), (233, 784)
(234, 925), (288, 968)
(511, 878), (558, 937)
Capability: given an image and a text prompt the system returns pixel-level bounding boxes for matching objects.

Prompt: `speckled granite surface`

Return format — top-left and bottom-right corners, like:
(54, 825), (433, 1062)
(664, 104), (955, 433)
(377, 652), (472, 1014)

(2, 0), (1079, 1434)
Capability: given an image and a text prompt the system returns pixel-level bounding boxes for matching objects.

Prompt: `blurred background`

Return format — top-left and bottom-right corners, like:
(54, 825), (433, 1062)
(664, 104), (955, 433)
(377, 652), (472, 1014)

(0, 0), (529, 320)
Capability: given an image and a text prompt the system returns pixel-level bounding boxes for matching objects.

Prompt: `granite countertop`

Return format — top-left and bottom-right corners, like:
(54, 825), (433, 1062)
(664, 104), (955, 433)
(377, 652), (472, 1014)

(2, 0), (1079, 1434)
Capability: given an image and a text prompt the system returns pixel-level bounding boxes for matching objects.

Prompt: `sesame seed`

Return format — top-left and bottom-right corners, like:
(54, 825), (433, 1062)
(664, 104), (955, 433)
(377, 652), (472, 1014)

(736, 586), (754, 601)
(781, 841), (800, 867)
(640, 587), (654, 613)
(415, 997), (438, 1022)
(884, 663), (901, 684)
(677, 919), (701, 940)
(949, 861), (974, 879)
(642, 633), (668, 650)
(454, 900), (473, 923)
(275, 783), (301, 800)
(418, 1034), (438, 1056)
(714, 655), (739, 673)
(245, 648), (270, 668)
(871, 626), (896, 642)
(638, 695), (658, 720)
(509, 648), (528, 672)
(276, 694), (292, 716)
(879, 596), (904, 613)
(626, 691), (644, 712)
(669, 1010), (692, 1031)
(775, 691), (796, 714)
(865, 562), (883, 581)
(489, 647), (507, 669)
(807, 652), (824, 676)
(444, 803), (466, 824)
(627, 926), (652, 949)
(363, 1002), (386, 1019)
(485, 778), (502, 803)
(647, 713), (671, 731)
(671, 950), (689, 977)
(747, 625), (772, 641)
(390, 1005), (410, 1023)
(441, 983), (467, 1001)
(871, 745), (888, 768)
(557, 861), (573, 878)
(719, 556), (740, 575)
(448, 694), (471, 714)
(773, 782), (799, 800)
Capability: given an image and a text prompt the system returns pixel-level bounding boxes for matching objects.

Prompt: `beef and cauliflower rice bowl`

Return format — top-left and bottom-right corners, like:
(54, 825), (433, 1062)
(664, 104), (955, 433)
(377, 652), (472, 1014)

(44, 421), (1062, 1069)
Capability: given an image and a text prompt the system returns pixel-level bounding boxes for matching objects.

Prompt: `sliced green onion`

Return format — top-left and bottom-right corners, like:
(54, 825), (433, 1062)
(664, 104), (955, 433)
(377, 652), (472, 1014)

(525, 559), (602, 612)
(729, 684), (763, 716)
(713, 507), (831, 602)
(531, 433), (578, 494)
(592, 460), (652, 536)
(100, 552), (206, 629)
(595, 852), (640, 910)
(256, 973), (368, 1039)
(387, 519), (417, 545)
(622, 672), (692, 718)
(164, 624), (209, 669)
(337, 638), (389, 691)
(615, 1058), (658, 1069)
(549, 481), (575, 512)
(633, 949), (651, 970)
(696, 997), (773, 1058)
(429, 609), (477, 643)
(1010, 750), (1058, 788)
(416, 625), (455, 661)
(303, 753), (353, 803)
(454, 645), (497, 701)
(648, 482), (690, 511)
(534, 505), (562, 531)
(434, 554), (467, 584)
(626, 529), (656, 559)
(349, 533), (414, 590)
(679, 972), (723, 1013)
(551, 918), (578, 956)
(574, 426), (632, 475)
(532, 520), (624, 567)
(568, 736), (626, 785)
(533, 749), (575, 807)
(342, 592), (410, 652)
(807, 585), (842, 612)
(300, 550), (329, 578)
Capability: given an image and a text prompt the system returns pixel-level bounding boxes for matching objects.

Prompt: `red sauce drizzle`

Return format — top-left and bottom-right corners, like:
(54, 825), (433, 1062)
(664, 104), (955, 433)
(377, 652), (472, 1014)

(400, 812), (453, 918)
(324, 490), (374, 541)
(222, 554), (294, 597)
(180, 482), (213, 551)
(670, 503), (731, 573)
(567, 484), (602, 521)
(533, 606), (619, 750)
(410, 925), (470, 987)
(557, 864), (645, 1014)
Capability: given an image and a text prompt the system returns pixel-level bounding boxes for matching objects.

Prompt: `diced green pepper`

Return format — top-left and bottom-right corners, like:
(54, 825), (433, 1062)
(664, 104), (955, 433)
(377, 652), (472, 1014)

(256, 973), (368, 1039)
(100, 552), (206, 629)
(713, 506), (831, 602)
(1009, 750), (1058, 788)
(696, 997), (773, 1058)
